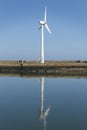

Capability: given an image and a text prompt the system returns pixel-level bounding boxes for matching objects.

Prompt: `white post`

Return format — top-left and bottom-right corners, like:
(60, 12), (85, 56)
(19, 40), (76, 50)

(41, 25), (44, 63)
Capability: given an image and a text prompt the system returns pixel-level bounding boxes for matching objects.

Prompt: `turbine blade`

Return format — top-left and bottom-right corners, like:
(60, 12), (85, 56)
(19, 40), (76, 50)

(45, 24), (51, 34)
(38, 26), (41, 30)
(44, 6), (47, 22)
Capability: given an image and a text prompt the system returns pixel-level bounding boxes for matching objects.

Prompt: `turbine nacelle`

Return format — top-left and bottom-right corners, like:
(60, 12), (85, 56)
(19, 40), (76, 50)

(39, 21), (51, 34)
(40, 21), (46, 25)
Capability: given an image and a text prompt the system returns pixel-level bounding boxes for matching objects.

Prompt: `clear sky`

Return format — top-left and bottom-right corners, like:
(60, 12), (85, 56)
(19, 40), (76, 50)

(0, 0), (87, 60)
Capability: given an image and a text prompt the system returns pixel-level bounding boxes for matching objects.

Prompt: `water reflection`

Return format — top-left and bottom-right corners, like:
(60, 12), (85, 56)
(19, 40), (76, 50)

(40, 77), (50, 130)
(1, 76), (87, 130)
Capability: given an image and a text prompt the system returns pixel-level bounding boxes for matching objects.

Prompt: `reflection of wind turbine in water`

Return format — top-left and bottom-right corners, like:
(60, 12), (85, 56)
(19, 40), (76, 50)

(40, 77), (50, 130)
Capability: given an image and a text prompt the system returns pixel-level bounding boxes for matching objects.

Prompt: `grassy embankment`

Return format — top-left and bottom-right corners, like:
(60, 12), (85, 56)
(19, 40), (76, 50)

(0, 60), (87, 67)
(0, 60), (87, 76)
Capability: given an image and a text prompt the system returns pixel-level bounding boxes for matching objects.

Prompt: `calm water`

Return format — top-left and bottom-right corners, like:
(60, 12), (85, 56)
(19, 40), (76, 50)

(0, 76), (87, 130)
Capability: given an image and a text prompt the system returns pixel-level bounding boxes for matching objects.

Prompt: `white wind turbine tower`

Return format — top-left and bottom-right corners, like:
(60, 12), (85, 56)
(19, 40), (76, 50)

(39, 7), (51, 63)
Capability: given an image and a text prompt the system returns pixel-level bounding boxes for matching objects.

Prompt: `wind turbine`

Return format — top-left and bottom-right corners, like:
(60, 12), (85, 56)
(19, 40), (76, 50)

(39, 7), (51, 64)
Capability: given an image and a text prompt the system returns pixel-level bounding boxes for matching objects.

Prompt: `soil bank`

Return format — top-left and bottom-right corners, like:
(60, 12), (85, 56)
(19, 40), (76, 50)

(0, 60), (87, 76)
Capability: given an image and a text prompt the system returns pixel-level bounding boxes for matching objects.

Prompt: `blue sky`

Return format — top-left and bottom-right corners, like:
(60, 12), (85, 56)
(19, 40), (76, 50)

(0, 0), (87, 60)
